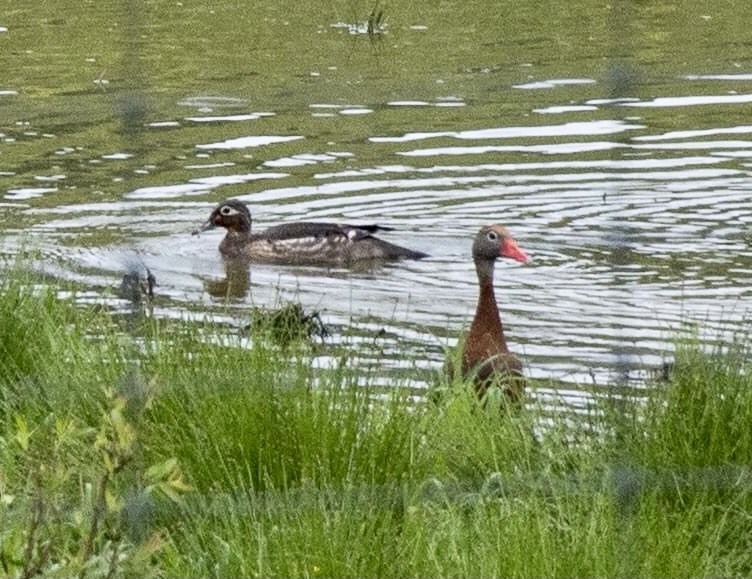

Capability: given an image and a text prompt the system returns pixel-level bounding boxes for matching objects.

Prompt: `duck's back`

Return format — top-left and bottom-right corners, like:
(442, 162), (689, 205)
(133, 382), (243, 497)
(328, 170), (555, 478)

(241, 222), (427, 264)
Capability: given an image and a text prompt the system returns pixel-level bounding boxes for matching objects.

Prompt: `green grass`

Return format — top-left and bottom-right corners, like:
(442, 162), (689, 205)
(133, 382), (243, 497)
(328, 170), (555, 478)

(1, 263), (751, 578)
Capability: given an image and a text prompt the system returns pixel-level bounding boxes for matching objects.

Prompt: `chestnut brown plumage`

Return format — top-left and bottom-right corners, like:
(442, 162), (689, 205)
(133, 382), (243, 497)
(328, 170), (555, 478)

(461, 224), (529, 403)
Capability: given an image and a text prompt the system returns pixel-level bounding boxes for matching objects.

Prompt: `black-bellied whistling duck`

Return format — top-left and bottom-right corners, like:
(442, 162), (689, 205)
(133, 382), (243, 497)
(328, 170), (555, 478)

(193, 200), (428, 265)
(461, 224), (529, 403)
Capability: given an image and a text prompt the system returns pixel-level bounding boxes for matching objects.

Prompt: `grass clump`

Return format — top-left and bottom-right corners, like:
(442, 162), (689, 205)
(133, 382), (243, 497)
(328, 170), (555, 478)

(0, 278), (116, 414)
(243, 300), (328, 349)
(1, 261), (752, 578)
(0, 267), (185, 578)
(637, 337), (752, 467)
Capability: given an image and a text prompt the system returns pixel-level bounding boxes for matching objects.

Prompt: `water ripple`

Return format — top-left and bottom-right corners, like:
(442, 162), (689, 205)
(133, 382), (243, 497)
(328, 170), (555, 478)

(4, 82), (752, 407)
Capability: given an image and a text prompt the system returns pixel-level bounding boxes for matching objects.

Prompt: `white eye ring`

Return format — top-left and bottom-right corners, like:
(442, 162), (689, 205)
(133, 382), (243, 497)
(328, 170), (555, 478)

(220, 206), (236, 216)
(486, 230), (498, 241)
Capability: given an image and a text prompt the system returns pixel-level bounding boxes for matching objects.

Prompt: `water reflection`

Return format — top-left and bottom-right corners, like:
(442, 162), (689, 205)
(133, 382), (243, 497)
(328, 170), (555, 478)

(202, 258), (251, 301)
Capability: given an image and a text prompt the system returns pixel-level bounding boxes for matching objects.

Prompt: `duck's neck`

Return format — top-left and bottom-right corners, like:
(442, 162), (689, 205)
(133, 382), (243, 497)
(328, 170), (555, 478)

(227, 216), (253, 240)
(470, 258), (508, 349)
(236, 214), (253, 234)
(227, 228), (251, 241)
(219, 218), (253, 257)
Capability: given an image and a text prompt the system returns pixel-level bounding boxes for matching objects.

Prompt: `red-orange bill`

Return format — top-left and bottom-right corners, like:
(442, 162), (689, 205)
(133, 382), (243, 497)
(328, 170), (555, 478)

(500, 237), (529, 263)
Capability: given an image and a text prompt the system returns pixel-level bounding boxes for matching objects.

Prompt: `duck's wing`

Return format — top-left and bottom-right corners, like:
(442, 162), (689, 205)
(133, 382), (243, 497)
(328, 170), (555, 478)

(259, 222), (394, 241)
(249, 222), (427, 262)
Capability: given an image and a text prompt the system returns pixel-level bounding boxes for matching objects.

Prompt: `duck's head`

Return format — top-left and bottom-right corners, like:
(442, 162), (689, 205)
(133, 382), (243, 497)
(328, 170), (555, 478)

(472, 224), (529, 263)
(194, 200), (253, 234)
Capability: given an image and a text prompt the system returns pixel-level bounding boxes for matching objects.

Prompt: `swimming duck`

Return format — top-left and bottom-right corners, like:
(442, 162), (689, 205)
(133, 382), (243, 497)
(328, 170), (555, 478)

(461, 224), (529, 403)
(193, 199), (428, 265)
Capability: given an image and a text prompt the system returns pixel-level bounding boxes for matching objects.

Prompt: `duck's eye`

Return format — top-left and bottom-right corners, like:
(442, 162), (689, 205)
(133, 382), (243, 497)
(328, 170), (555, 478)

(220, 206), (234, 216)
(486, 230), (499, 242)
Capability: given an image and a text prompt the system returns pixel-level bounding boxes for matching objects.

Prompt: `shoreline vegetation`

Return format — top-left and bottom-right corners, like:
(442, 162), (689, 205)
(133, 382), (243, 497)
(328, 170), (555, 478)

(1, 263), (751, 578)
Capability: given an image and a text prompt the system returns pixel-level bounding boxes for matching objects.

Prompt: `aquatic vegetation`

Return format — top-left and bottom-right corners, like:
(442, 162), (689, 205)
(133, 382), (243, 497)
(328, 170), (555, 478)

(243, 300), (328, 348)
(366, 3), (387, 44)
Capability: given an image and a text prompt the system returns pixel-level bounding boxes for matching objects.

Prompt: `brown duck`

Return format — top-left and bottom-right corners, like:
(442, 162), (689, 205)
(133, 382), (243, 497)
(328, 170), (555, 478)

(193, 199), (428, 265)
(461, 224), (529, 403)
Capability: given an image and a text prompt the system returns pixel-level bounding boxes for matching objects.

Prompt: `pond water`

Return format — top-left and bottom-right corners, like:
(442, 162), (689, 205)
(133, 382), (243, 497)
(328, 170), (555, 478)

(2, 1), (752, 407)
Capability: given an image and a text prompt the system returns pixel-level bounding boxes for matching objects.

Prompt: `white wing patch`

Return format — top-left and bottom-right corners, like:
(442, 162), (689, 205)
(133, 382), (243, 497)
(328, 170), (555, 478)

(249, 235), (353, 262)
